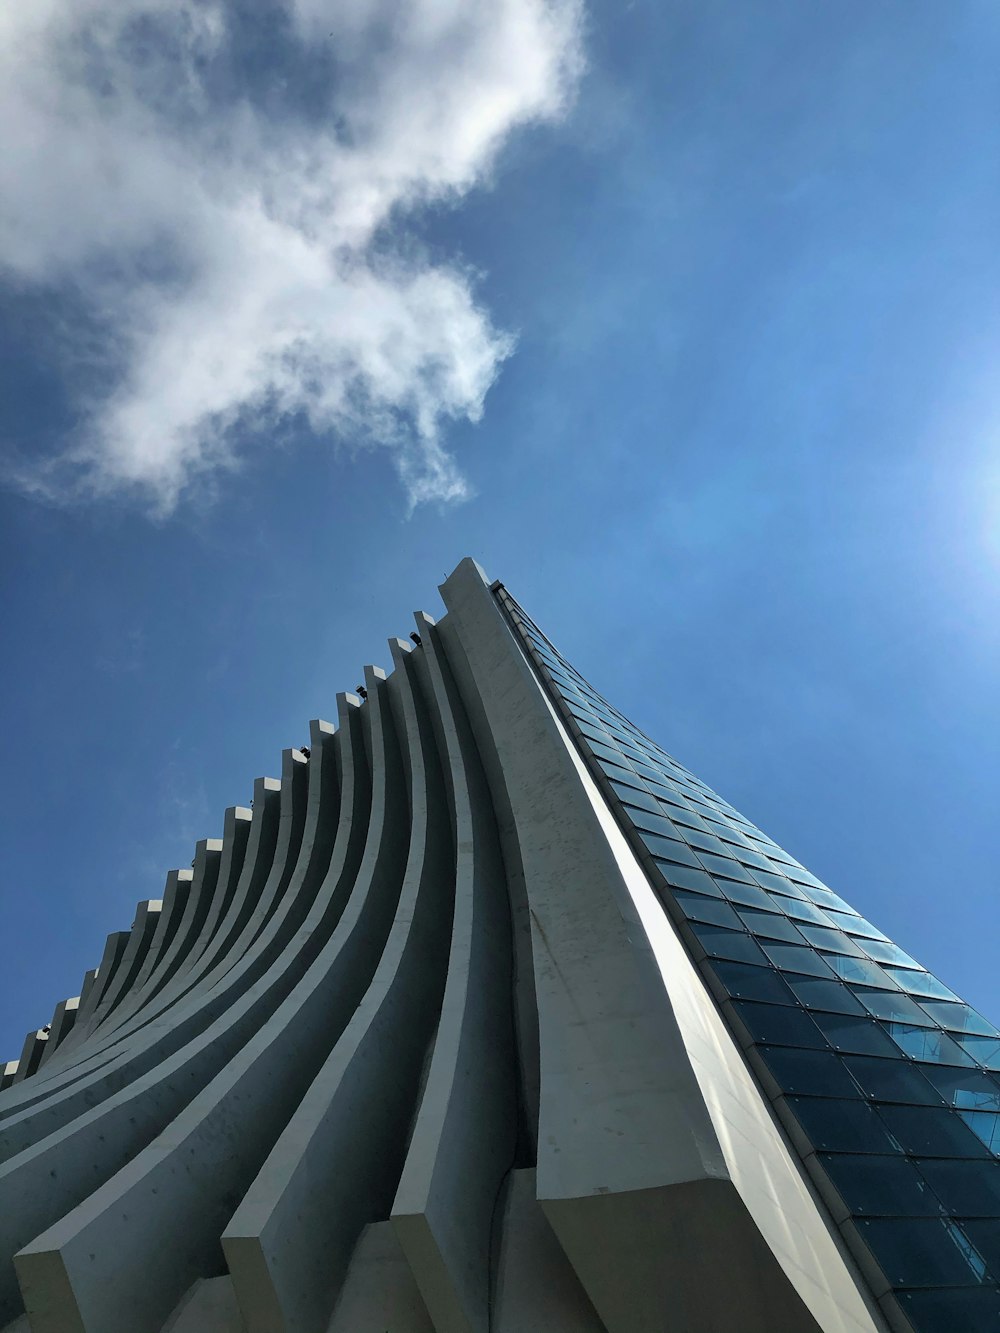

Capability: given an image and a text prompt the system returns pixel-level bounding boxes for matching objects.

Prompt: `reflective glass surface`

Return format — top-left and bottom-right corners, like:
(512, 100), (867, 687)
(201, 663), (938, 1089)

(505, 596), (1000, 1328)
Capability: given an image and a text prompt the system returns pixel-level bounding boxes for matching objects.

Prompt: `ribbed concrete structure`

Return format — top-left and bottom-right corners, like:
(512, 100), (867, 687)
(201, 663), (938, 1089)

(1, 558), (998, 1333)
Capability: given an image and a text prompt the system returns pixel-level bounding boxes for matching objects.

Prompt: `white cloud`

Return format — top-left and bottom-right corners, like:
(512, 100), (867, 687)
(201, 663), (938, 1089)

(0, 0), (583, 511)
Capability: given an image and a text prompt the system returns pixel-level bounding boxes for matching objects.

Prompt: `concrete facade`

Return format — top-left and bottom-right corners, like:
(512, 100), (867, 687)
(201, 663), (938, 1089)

(1, 558), (990, 1333)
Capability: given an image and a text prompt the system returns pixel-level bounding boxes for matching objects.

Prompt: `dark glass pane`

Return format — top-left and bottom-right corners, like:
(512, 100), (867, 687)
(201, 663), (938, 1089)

(856, 1217), (988, 1287)
(786, 976), (867, 1016)
(786, 1096), (899, 1153)
(653, 861), (723, 896)
(611, 781), (657, 810)
(843, 1056), (944, 1106)
(919, 1004), (999, 1038)
(812, 1014), (900, 1057)
(853, 989), (937, 1027)
(889, 970), (960, 1002)
(681, 829), (729, 856)
(916, 1160), (1000, 1217)
(697, 853), (755, 883)
(803, 887), (856, 914)
(673, 893), (742, 929)
(824, 955), (899, 989)
(796, 925), (866, 957)
(761, 943), (837, 978)
(897, 1287), (1000, 1333)
(922, 1066), (1000, 1109)
(590, 741), (629, 769)
(641, 833), (700, 865)
(818, 1153), (942, 1216)
(731, 1001), (828, 1049)
(877, 1105), (990, 1158)
(885, 1025), (977, 1067)
(689, 925), (768, 965)
(708, 961), (795, 1005)
(737, 909), (804, 943)
(717, 881), (777, 911)
(758, 1047), (861, 1098)
(960, 1111), (1000, 1154)
(962, 1220), (1000, 1278)
(625, 808), (685, 841)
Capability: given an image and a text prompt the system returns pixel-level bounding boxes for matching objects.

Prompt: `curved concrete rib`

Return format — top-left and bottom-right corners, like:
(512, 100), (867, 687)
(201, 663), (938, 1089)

(12, 669), (409, 1332)
(114, 870), (192, 1008)
(440, 559), (880, 1333)
(82, 898), (163, 1034)
(327, 1224), (434, 1333)
(36, 999), (78, 1068)
(0, 705), (362, 1325)
(9, 1036), (46, 1088)
(389, 611), (517, 1333)
(223, 640), (453, 1332)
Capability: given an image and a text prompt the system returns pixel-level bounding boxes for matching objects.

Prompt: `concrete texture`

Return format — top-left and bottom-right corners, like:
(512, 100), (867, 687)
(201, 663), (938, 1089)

(0, 558), (899, 1333)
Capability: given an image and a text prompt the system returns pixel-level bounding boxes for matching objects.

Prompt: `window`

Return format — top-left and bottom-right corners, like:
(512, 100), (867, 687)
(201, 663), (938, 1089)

(786, 975), (868, 1015)
(823, 955), (899, 989)
(689, 925), (768, 966)
(885, 1025), (976, 1067)
(857, 1217), (988, 1287)
(640, 832), (700, 865)
(888, 971), (960, 1003)
(731, 1001), (828, 1049)
(919, 1004), (998, 1038)
(812, 1014), (900, 1058)
(877, 1105), (990, 1158)
(786, 1096), (899, 1153)
(673, 893), (741, 929)
(760, 942), (837, 979)
(916, 1160), (1000, 1218)
(737, 909), (804, 943)
(819, 1153), (941, 1216)
(653, 861), (722, 896)
(843, 1056), (944, 1107)
(757, 1046), (860, 1098)
(853, 989), (936, 1028)
(707, 960), (795, 1005)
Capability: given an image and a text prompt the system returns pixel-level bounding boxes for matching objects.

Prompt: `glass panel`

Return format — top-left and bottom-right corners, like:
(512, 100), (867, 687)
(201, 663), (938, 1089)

(961, 1221), (1000, 1279)
(758, 1047), (861, 1098)
(610, 782), (657, 810)
(795, 925), (866, 956)
(696, 853), (755, 883)
(960, 1111), (1000, 1154)
(786, 1096), (900, 1153)
(919, 1004), (999, 1038)
(786, 976), (868, 1015)
(885, 1025), (977, 1067)
(825, 909), (889, 941)
(730, 1001), (828, 1049)
(752, 870), (809, 899)
(812, 1013), (900, 1057)
(640, 833), (700, 864)
(777, 899), (835, 927)
(819, 1153), (942, 1216)
(708, 960), (796, 1004)
(625, 808), (685, 841)
(856, 1217), (988, 1287)
(889, 970), (961, 1002)
(877, 1105), (991, 1158)
(853, 989), (937, 1027)
(689, 924), (768, 966)
(737, 909), (804, 943)
(897, 1287), (1000, 1333)
(823, 955), (899, 989)
(843, 1056), (944, 1106)
(653, 861), (723, 896)
(862, 939), (921, 968)
(761, 943), (837, 979)
(673, 893), (742, 929)
(803, 887), (856, 914)
(916, 1160), (1000, 1217)
(958, 1037), (1000, 1071)
(716, 881), (777, 911)
(681, 829), (729, 857)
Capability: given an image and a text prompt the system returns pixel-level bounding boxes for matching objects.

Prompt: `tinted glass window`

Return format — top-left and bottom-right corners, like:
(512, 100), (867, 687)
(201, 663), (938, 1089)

(863, 940), (921, 969)
(737, 909), (804, 943)
(761, 942), (841, 978)
(889, 971), (960, 1002)
(853, 989), (936, 1027)
(812, 1014), (900, 1058)
(653, 861), (722, 896)
(819, 1153), (942, 1217)
(843, 1056), (944, 1107)
(916, 1160), (1000, 1218)
(758, 1047), (861, 1098)
(960, 1111), (1000, 1154)
(641, 833), (699, 865)
(857, 1217), (987, 1287)
(731, 1001), (828, 1049)
(716, 881), (776, 911)
(824, 955), (899, 989)
(787, 1096), (899, 1153)
(697, 853), (755, 883)
(625, 808), (685, 841)
(689, 925), (767, 966)
(826, 910), (889, 941)
(796, 925), (865, 957)
(877, 1105), (990, 1159)
(786, 976), (867, 1015)
(958, 1037), (1000, 1070)
(897, 1287), (1000, 1333)
(707, 961), (795, 1005)
(673, 893), (742, 929)
(919, 1004), (999, 1038)
(961, 1220), (1000, 1279)
(885, 1025), (976, 1067)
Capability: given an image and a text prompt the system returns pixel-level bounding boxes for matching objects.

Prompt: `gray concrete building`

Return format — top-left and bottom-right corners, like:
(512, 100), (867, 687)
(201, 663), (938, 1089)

(1, 558), (998, 1332)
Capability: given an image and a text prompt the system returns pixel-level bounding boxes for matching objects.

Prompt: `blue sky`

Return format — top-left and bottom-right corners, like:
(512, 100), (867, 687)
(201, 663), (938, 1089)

(2, 0), (999, 1058)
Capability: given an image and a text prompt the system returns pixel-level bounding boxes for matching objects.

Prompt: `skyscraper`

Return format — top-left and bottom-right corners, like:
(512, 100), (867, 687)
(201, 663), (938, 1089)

(1, 558), (997, 1333)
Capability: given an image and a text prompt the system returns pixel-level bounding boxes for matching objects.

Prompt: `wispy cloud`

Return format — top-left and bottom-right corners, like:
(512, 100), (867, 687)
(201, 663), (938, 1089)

(0, 0), (583, 512)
